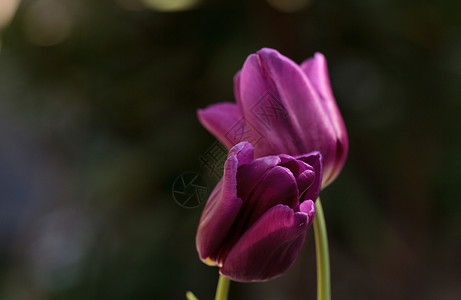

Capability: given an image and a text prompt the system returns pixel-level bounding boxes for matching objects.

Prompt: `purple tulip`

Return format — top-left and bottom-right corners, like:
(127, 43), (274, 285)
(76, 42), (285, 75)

(196, 141), (321, 282)
(198, 48), (348, 186)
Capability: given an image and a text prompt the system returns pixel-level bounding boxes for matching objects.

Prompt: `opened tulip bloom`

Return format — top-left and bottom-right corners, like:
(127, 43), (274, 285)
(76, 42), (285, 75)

(196, 141), (321, 282)
(198, 48), (348, 186)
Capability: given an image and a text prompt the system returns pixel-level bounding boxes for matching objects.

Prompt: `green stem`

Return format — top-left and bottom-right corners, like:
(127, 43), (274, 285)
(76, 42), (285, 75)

(215, 274), (231, 300)
(313, 198), (331, 300)
(185, 291), (199, 300)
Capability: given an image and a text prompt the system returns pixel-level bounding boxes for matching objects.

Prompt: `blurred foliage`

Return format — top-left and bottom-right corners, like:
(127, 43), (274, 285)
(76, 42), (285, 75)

(0, 0), (460, 299)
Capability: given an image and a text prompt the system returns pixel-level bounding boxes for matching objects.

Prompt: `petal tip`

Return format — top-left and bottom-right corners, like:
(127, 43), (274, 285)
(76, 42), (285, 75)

(299, 200), (316, 226)
(257, 47), (279, 56)
(229, 141), (254, 167)
(313, 52), (326, 61)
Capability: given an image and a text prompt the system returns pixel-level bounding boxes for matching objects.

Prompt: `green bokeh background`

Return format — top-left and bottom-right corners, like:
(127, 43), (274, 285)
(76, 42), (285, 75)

(0, 0), (460, 299)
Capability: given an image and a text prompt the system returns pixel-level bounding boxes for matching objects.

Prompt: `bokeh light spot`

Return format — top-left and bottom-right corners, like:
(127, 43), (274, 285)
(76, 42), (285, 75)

(22, 0), (73, 47)
(141, 0), (200, 12)
(0, 0), (21, 30)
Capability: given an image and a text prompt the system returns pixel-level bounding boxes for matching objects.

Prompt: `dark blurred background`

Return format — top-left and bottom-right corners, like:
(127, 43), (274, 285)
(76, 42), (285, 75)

(1, 0), (460, 299)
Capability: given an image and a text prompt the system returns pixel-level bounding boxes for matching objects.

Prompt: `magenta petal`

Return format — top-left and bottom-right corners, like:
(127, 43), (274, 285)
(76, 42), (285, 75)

(300, 53), (336, 109)
(196, 142), (254, 265)
(299, 200), (316, 228)
(229, 141), (254, 167)
(238, 49), (338, 170)
(197, 102), (243, 149)
(300, 53), (349, 186)
(296, 152), (322, 201)
(220, 204), (311, 282)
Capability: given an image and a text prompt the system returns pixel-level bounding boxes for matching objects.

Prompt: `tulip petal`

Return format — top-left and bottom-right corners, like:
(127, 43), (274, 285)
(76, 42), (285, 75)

(297, 169), (316, 201)
(220, 204), (313, 282)
(243, 165), (299, 227)
(222, 164), (300, 254)
(236, 155), (281, 200)
(300, 53), (336, 112)
(196, 142), (254, 265)
(299, 200), (316, 227)
(230, 141), (254, 167)
(300, 53), (349, 185)
(237, 48), (338, 175)
(296, 152), (322, 201)
(277, 154), (317, 201)
(278, 154), (314, 177)
(197, 102), (243, 149)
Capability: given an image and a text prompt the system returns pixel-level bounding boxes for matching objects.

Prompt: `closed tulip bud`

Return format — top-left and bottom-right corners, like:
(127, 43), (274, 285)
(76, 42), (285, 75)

(196, 142), (321, 282)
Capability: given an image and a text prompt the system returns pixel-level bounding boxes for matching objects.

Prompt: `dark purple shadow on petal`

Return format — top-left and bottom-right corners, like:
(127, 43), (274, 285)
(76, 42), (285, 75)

(220, 164), (299, 257)
(220, 204), (311, 282)
(296, 152), (322, 202)
(236, 155), (281, 200)
(278, 154), (316, 203)
(297, 169), (316, 202)
(243, 165), (299, 226)
(196, 142), (254, 265)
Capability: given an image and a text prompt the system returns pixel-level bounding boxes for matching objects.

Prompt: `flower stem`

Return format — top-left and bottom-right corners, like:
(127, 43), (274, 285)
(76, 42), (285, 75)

(313, 198), (331, 300)
(215, 274), (231, 300)
(186, 291), (199, 300)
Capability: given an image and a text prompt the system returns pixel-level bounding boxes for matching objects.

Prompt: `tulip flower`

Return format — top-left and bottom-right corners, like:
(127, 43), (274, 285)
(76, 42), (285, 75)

(198, 48), (348, 187)
(196, 141), (321, 282)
